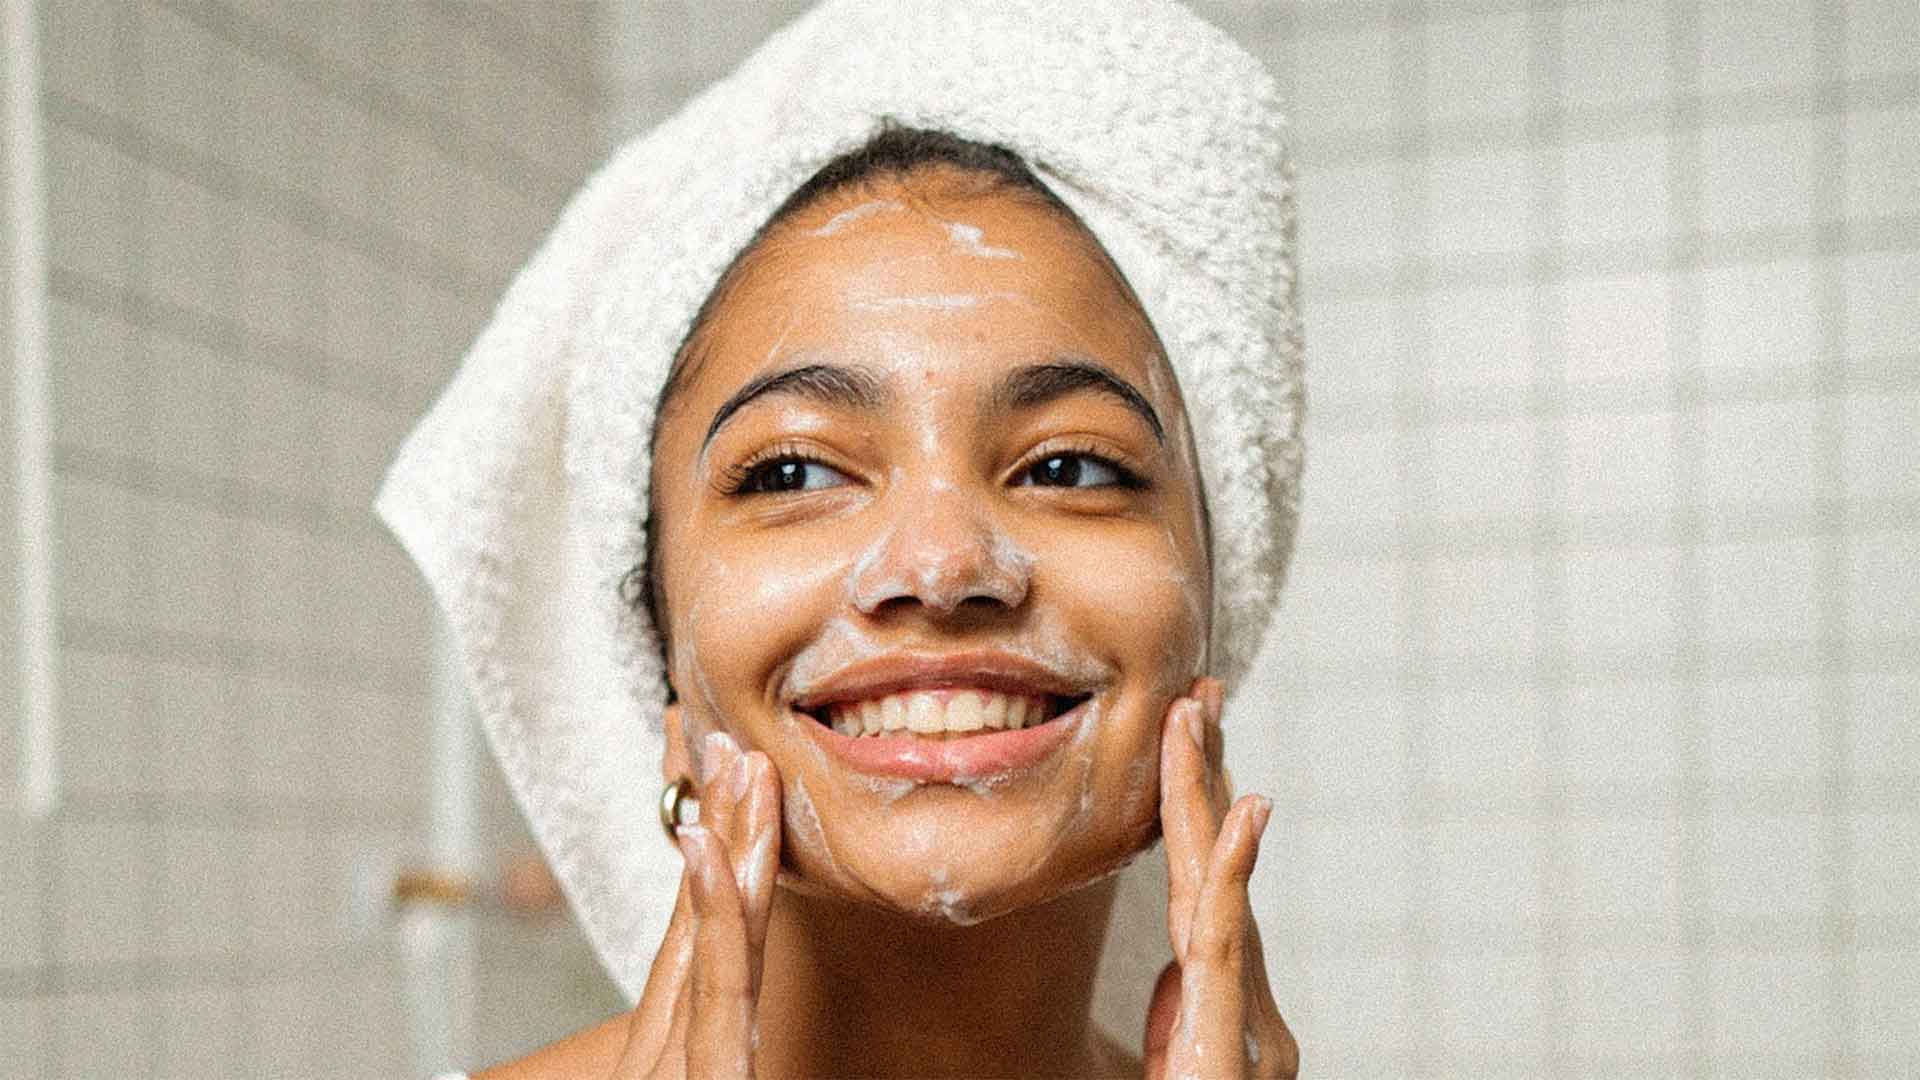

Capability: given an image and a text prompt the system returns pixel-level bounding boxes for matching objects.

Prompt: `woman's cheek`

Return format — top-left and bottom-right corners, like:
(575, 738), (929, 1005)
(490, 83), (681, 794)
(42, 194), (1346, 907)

(1047, 529), (1207, 699)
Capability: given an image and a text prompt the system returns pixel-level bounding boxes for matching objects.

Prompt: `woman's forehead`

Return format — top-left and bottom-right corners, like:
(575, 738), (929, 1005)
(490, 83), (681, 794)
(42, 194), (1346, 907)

(675, 182), (1174, 421)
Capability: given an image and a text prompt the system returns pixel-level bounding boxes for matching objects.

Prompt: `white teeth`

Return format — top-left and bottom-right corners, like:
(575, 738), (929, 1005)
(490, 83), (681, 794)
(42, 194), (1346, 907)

(822, 689), (1058, 738)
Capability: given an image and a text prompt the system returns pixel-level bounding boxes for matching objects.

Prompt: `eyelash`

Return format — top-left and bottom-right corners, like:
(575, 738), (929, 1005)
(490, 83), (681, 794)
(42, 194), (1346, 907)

(719, 439), (1148, 496)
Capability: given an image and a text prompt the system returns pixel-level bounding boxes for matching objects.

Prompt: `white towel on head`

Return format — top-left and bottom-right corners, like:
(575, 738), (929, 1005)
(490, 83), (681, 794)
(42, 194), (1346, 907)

(376, 0), (1302, 1037)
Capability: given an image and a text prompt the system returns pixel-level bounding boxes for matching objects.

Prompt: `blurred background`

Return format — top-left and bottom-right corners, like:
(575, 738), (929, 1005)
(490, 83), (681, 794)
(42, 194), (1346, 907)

(1, 1), (1914, 1077)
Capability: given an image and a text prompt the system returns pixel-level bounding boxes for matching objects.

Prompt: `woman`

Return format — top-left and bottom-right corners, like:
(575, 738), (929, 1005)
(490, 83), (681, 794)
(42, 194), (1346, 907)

(382, 2), (1303, 1076)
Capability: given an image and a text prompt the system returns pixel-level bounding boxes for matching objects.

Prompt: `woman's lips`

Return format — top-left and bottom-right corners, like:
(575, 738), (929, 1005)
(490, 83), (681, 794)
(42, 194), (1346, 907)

(796, 694), (1091, 783)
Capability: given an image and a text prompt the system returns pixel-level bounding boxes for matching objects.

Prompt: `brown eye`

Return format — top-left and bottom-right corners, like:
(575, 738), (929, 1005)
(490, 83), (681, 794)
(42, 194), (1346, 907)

(1016, 452), (1139, 489)
(730, 456), (850, 496)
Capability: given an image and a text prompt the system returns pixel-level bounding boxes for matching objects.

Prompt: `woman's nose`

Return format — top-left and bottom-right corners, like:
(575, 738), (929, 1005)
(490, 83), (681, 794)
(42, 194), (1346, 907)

(846, 481), (1031, 616)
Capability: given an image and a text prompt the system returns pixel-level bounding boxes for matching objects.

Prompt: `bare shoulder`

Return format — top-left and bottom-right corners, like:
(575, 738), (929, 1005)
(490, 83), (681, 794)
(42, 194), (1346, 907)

(471, 1012), (631, 1080)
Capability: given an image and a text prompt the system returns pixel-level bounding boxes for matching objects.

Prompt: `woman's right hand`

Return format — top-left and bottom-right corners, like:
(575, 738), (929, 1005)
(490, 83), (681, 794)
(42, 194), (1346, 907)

(607, 732), (783, 1079)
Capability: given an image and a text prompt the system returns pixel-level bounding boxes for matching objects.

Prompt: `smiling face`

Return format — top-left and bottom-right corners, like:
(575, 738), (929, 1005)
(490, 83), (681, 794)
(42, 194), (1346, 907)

(648, 168), (1212, 923)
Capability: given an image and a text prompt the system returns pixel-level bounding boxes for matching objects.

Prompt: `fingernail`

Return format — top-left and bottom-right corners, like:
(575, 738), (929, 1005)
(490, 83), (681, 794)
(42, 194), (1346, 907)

(699, 730), (737, 783)
(1251, 795), (1273, 836)
(1184, 698), (1205, 749)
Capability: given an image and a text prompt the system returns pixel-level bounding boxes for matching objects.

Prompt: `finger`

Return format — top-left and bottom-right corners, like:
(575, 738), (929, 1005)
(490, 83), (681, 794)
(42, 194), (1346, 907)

(1161, 695), (1216, 958)
(1141, 960), (1182, 1080)
(737, 752), (782, 985)
(683, 826), (755, 1077)
(1200, 676), (1229, 811)
(1170, 795), (1271, 1078)
(698, 731), (744, 840)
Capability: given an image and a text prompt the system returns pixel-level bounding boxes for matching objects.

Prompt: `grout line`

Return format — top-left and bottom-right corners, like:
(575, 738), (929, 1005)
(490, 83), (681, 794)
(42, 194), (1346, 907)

(419, 0), (606, 109)
(1811, 5), (1860, 1075)
(52, 440), (386, 540)
(41, 91), (498, 306)
(155, 0), (577, 202)
(60, 615), (428, 699)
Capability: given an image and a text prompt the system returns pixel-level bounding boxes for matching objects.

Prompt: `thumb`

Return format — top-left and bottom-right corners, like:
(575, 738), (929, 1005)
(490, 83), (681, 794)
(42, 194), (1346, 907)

(1142, 960), (1182, 1078)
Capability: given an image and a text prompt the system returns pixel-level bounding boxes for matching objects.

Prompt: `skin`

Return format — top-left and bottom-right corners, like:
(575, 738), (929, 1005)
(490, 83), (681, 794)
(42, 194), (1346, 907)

(478, 170), (1296, 1078)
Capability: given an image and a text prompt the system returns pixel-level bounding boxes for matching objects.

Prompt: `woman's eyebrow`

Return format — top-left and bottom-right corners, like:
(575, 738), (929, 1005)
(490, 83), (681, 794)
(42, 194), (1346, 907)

(703, 362), (894, 453)
(988, 359), (1165, 444)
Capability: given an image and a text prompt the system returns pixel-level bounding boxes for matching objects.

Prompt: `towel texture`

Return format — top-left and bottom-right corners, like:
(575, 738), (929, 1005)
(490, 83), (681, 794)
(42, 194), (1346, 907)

(376, 0), (1301, 1026)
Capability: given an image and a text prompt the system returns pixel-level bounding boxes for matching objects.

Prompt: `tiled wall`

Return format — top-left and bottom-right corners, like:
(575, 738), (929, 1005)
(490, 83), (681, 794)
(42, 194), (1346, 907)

(1217, 1), (1919, 1076)
(6, 2), (608, 1076)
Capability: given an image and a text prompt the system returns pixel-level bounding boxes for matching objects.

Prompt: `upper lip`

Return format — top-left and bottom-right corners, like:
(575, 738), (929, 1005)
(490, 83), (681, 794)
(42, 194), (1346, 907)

(789, 649), (1100, 712)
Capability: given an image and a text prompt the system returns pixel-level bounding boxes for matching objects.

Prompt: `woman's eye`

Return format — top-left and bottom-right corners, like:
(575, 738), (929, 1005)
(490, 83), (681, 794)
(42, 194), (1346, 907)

(733, 457), (849, 495)
(1017, 452), (1133, 489)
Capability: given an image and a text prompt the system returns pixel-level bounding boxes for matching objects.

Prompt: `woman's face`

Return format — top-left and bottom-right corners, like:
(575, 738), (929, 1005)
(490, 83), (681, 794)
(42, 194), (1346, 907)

(650, 171), (1211, 922)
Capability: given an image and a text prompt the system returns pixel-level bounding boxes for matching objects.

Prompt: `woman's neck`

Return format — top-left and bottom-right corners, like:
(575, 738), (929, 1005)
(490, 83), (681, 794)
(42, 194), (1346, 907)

(752, 877), (1123, 1078)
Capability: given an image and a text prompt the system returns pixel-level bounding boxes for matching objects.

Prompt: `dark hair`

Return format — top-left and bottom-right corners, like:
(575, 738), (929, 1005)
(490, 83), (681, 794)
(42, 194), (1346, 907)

(621, 124), (1209, 700)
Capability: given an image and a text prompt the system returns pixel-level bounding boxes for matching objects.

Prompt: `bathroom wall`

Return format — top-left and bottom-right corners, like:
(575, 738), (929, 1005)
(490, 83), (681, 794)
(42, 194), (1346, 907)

(4, 2), (611, 1076)
(1224, 1), (1918, 1076)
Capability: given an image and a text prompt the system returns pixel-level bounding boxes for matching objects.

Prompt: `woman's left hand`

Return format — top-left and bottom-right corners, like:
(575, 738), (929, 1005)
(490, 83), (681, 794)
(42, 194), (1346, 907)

(1144, 678), (1299, 1079)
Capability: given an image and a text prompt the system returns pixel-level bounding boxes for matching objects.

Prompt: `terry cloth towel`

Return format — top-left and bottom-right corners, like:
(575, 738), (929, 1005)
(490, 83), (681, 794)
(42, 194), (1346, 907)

(376, 0), (1302, 1033)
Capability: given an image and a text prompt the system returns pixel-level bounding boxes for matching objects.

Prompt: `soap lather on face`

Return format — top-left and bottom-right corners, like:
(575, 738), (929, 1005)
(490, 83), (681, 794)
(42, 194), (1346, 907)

(631, 126), (1216, 923)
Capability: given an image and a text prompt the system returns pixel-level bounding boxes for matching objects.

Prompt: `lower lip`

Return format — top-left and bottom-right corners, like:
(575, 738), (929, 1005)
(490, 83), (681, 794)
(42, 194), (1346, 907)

(796, 698), (1091, 784)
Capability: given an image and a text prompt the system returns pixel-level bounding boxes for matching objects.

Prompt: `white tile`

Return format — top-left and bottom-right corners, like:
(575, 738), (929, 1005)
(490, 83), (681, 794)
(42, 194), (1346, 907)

(1421, 819), (1540, 927)
(1310, 423), (1400, 526)
(245, 979), (324, 1078)
(1289, 24), (1396, 134)
(1849, 672), (1919, 779)
(1843, 250), (1920, 360)
(44, 125), (131, 288)
(149, 333), (234, 475)
(0, 824), (42, 967)
(41, 0), (120, 110)
(1852, 813), (1920, 918)
(242, 673), (330, 801)
(1284, 554), (1403, 674)
(1561, 271), (1672, 384)
(1429, 283), (1532, 389)
(1700, 118), (1817, 236)
(1299, 160), (1400, 270)
(1299, 948), (1410, 1078)
(1698, 260), (1817, 371)
(1562, 407), (1677, 514)
(1422, 553), (1538, 658)
(1844, 392), (1920, 501)
(158, 987), (242, 1078)
(59, 650), (143, 794)
(138, 165), (223, 317)
(230, 362), (326, 496)
(55, 475), (136, 626)
(1705, 812), (1821, 920)
(1562, 818), (1681, 921)
(49, 297), (133, 455)
(330, 687), (423, 813)
(1562, 134), (1670, 250)
(1856, 948), (1920, 1058)
(159, 824), (244, 962)
(1426, 11), (1531, 124)
(1423, 416), (1538, 518)
(223, 50), (304, 198)
(1849, 528), (1920, 641)
(0, 997), (50, 1080)
(1697, 0), (1819, 96)
(243, 826), (325, 963)
(55, 990), (154, 1076)
(144, 497), (239, 640)
(229, 204), (315, 343)
(149, 658), (238, 798)
(1562, 1), (1670, 111)
(1296, 819), (1412, 929)
(1701, 676), (1821, 784)
(238, 518), (318, 649)
(1305, 294), (1400, 411)
(1429, 148), (1534, 260)
(1845, 104), (1920, 222)
(1709, 947), (1829, 1063)
(57, 820), (158, 966)
(1698, 536), (1820, 648)
(1562, 544), (1679, 657)
(1428, 947), (1545, 1059)
(1294, 690), (1407, 808)
(1560, 943), (1686, 1055)
(1423, 685), (1542, 797)
(1847, 0), (1920, 78)
(1694, 398), (1819, 507)
(1559, 678), (1682, 795)
(137, 1), (216, 157)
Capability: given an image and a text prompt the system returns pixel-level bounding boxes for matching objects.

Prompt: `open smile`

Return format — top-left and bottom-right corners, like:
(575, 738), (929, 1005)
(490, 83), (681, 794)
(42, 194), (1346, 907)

(793, 691), (1097, 783)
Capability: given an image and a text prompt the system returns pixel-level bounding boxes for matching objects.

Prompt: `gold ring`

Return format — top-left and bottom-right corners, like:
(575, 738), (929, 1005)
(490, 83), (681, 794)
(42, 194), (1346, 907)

(659, 777), (697, 839)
